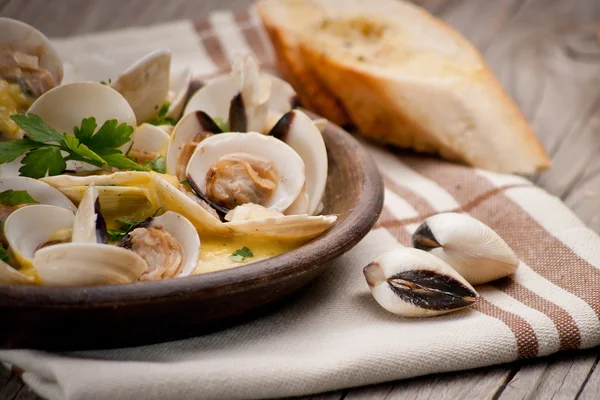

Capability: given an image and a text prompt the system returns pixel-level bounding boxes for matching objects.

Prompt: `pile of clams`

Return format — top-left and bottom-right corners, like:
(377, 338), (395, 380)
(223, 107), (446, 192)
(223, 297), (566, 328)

(0, 18), (336, 286)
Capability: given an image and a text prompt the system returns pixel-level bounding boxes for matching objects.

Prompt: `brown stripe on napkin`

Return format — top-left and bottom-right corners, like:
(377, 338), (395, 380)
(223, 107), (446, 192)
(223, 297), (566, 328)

(194, 19), (229, 70)
(402, 158), (588, 350)
(493, 278), (581, 351)
(234, 10), (271, 67)
(473, 297), (539, 358)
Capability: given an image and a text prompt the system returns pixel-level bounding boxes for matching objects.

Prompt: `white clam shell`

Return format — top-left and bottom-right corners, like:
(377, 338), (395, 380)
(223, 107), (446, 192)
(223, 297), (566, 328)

(413, 213), (519, 285)
(225, 204), (337, 241)
(28, 82), (136, 138)
(364, 248), (478, 317)
(0, 17), (63, 86)
(130, 123), (171, 156)
(147, 211), (200, 277)
(71, 185), (105, 244)
(34, 243), (147, 286)
(270, 110), (327, 215)
(110, 50), (171, 123)
(4, 204), (75, 270)
(186, 132), (305, 213)
(183, 67), (295, 133)
(150, 173), (230, 235)
(166, 110), (221, 179)
(166, 68), (191, 120)
(0, 176), (76, 211)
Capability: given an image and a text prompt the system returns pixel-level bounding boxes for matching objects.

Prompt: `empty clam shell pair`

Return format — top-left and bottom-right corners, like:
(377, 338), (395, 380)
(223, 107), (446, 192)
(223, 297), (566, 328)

(364, 213), (519, 317)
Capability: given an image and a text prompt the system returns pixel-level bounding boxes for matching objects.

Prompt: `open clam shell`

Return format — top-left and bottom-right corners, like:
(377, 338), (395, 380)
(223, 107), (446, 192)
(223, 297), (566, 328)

(166, 68), (192, 120)
(4, 204), (75, 272)
(186, 132), (305, 213)
(28, 81), (136, 138)
(0, 176), (76, 211)
(121, 211), (200, 280)
(166, 110), (223, 180)
(0, 17), (63, 85)
(110, 50), (171, 123)
(34, 243), (147, 286)
(268, 110), (327, 215)
(183, 56), (296, 133)
(0, 18), (63, 139)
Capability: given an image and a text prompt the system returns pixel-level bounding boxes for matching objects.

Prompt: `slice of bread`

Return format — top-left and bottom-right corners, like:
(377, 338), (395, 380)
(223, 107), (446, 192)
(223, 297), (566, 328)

(256, 0), (551, 174)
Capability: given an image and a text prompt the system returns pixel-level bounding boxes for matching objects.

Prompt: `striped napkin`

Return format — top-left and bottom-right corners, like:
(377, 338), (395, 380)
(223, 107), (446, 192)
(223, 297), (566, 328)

(2, 9), (600, 400)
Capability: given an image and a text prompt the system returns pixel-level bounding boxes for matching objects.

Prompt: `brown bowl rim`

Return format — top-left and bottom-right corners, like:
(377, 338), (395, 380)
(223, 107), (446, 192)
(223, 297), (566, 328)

(0, 115), (383, 307)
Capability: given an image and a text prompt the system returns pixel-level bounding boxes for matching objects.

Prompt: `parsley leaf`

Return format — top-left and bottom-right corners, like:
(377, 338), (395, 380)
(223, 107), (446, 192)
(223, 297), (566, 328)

(100, 78), (112, 85)
(229, 246), (254, 262)
(0, 244), (9, 264)
(73, 117), (97, 142)
(63, 135), (106, 166)
(20, 147), (66, 178)
(148, 101), (177, 126)
(4, 113), (149, 178)
(108, 218), (144, 242)
(0, 139), (40, 163)
(213, 117), (229, 132)
(101, 153), (150, 171)
(0, 189), (39, 206)
(85, 119), (134, 149)
(10, 114), (64, 144)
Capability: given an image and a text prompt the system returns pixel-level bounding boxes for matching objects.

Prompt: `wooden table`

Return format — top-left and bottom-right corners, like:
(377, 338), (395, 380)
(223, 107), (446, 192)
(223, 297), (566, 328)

(1, 0), (600, 399)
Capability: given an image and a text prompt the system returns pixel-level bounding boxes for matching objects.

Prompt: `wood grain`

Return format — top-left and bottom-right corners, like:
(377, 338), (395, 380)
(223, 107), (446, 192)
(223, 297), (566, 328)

(1, 0), (600, 399)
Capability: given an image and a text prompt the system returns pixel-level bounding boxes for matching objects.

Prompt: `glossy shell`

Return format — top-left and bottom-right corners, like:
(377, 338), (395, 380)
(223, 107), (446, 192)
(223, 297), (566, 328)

(186, 132), (305, 213)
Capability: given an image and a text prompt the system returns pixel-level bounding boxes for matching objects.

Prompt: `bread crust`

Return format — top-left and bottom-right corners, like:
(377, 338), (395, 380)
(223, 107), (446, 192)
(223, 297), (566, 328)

(256, 0), (551, 174)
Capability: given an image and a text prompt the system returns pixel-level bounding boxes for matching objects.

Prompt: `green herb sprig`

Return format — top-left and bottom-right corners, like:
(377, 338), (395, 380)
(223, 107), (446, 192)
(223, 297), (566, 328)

(148, 101), (176, 126)
(1, 114), (149, 178)
(229, 246), (254, 262)
(0, 189), (39, 206)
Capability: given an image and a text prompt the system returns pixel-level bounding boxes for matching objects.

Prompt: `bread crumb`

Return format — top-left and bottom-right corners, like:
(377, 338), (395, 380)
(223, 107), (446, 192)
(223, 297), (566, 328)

(585, 190), (597, 198)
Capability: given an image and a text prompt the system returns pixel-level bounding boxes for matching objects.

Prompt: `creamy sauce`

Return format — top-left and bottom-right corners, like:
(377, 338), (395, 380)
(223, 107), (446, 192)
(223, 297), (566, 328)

(195, 236), (302, 274)
(0, 79), (33, 138)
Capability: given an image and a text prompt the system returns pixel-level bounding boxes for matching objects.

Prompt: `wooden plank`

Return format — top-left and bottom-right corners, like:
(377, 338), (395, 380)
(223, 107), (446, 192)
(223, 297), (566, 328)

(577, 351), (600, 400)
(345, 366), (511, 400)
(498, 350), (598, 400)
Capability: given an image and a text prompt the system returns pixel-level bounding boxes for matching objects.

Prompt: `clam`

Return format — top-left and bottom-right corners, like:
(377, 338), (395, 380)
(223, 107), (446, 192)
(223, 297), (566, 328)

(225, 204), (337, 241)
(364, 248), (479, 317)
(128, 123), (171, 163)
(32, 185), (148, 286)
(267, 110), (327, 215)
(412, 213), (519, 285)
(185, 132), (305, 215)
(108, 50), (191, 123)
(4, 204), (75, 273)
(120, 211), (200, 280)
(109, 50), (171, 123)
(184, 55), (296, 133)
(0, 17), (63, 139)
(166, 110), (224, 180)
(28, 81), (136, 137)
